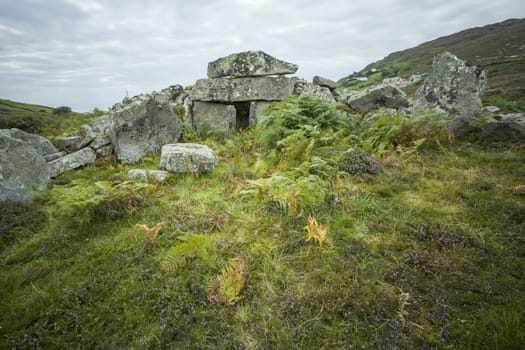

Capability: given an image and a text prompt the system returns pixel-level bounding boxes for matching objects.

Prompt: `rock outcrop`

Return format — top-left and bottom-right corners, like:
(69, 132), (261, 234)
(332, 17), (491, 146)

(0, 130), (51, 203)
(160, 144), (218, 173)
(2, 128), (58, 156)
(414, 51), (487, 132)
(207, 50), (298, 78)
(346, 85), (409, 113)
(110, 98), (183, 163)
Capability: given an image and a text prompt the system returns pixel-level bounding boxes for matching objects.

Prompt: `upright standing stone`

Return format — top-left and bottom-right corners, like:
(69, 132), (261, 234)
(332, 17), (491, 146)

(192, 102), (236, 133)
(207, 50), (298, 78)
(414, 51), (487, 132)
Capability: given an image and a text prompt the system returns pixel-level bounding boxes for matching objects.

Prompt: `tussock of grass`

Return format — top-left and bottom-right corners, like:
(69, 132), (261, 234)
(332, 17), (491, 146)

(1, 97), (524, 349)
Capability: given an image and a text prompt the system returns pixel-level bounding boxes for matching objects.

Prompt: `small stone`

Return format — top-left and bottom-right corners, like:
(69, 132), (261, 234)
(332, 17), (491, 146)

(127, 169), (169, 182)
(160, 143), (218, 173)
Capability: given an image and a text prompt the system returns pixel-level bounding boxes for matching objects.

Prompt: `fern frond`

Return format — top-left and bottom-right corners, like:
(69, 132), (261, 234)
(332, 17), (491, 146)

(305, 215), (327, 246)
(208, 254), (248, 305)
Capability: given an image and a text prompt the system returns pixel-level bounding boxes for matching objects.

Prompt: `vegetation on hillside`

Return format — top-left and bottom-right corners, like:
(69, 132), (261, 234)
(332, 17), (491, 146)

(0, 99), (104, 138)
(1, 95), (523, 349)
(338, 18), (525, 106)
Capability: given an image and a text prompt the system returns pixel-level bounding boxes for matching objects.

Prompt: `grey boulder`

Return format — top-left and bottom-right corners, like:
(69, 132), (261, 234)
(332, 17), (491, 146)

(347, 85), (409, 113)
(160, 143), (218, 173)
(0, 131), (51, 203)
(313, 76), (337, 90)
(110, 99), (183, 163)
(481, 113), (525, 140)
(414, 51), (487, 132)
(1, 128), (58, 156)
(207, 50), (298, 78)
(48, 148), (96, 178)
(295, 79), (336, 103)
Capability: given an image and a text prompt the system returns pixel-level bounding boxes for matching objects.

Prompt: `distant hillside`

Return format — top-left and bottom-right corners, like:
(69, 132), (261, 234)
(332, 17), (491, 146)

(338, 18), (525, 98)
(0, 98), (99, 136)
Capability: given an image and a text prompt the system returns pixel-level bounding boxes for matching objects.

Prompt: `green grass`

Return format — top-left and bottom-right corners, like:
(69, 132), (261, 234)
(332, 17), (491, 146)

(1, 112), (524, 349)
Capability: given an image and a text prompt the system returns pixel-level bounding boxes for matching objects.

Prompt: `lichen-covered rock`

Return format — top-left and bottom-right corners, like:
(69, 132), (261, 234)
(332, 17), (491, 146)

(43, 151), (67, 162)
(347, 85), (409, 112)
(337, 149), (381, 175)
(414, 52), (487, 132)
(48, 148), (96, 178)
(0, 131), (51, 203)
(1, 128), (58, 156)
(110, 99), (183, 163)
(249, 101), (272, 125)
(207, 50), (298, 78)
(313, 76), (337, 90)
(127, 169), (169, 182)
(295, 79), (336, 103)
(190, 77), (296, 102)
(191, 102), (236, 133)
(481, 113), (525, 141)
(160, 143), (218, 173)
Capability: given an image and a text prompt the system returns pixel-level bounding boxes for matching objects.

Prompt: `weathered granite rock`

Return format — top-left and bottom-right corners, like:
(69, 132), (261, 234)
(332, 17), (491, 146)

(160, 144), (218, 173)
(295, 80), (336, 103)
(48, 148), (96, 178)
(57, 136), (82, 151)
(190, 76), (296, 102)
(207, 50), (298, 78)
(0, 131), (51, 203)
(110, 99), (183, 163)
(2, 128), (58, 156)
(481, 113), (525, 140)
(191, 101), (236, 133)
(313, 76), (337, 90)
(414, 51), (487, 132)
(160, 84), (188, 104)
(127, 169), (170, 182)
(77, 132), (97, 149)
(249, 101), (272, 125)
(347, 85), (409, 112)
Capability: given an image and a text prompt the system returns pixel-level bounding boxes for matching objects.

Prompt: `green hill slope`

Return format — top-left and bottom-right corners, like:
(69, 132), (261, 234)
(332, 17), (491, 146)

(338, 18), (525, 100)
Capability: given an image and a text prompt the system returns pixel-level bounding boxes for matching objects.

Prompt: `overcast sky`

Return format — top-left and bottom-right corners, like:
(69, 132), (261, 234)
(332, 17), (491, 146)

(0, 0), (523, 111)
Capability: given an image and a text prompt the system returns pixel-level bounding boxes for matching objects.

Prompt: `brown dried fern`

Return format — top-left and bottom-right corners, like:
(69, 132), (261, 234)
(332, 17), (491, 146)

(208, 254), (248, 305)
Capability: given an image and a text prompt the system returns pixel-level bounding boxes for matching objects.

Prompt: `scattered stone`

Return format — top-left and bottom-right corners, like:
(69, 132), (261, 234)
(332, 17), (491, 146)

(313, 76), (337, 90)
(207, 50), (298, 78)
(1, 128), (58, 156)
(190, 76), (296, 103)
(110, 98), (183, 163)
(414, 51), (487, 132)
(160, 143), (218, 173)
(77, 132), (97, 149)
(57, 136), (82, 151)
(347, 84), (409, 112)
(0, 131), (51, 203)
(337, 149), (381, 175)
(44, 151), (67, 162)
(409, 74), (424, 84)
(481, 105), (501, 115)
(382, 77), (407, 86)
(48, 148), (96, 178)
(191, 101), (236, 133)
(481, 113), (525, 140)
(127, 169), (170, 182)
(295, 80), (336, 103)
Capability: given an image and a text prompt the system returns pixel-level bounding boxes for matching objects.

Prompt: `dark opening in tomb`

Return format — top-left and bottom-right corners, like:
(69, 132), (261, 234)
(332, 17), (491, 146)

(234, 102), (251, 130)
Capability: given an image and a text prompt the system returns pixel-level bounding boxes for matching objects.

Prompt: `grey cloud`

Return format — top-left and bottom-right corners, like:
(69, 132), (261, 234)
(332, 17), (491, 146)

(0, 0), (523, 111)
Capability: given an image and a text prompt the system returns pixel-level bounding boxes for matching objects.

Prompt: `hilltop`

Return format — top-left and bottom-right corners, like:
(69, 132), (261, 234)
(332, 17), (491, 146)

(338, 18), (525, 100)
